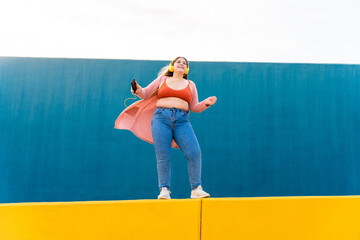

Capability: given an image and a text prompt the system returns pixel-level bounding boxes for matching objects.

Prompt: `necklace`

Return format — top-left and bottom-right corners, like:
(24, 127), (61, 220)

(167, 76), (183, 85)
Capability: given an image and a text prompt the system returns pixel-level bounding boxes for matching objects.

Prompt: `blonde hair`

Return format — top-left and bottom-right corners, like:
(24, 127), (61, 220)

(157, 57), (189, 79)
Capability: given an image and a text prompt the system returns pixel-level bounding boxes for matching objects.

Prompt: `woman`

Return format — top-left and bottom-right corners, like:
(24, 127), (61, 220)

(116, 57), (217, 199)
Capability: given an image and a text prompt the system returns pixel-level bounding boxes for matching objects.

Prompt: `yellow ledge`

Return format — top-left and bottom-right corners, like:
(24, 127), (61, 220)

(0, 199), (202, 240)
(202, 196), (360, 240)
(1, 196), (360, 240)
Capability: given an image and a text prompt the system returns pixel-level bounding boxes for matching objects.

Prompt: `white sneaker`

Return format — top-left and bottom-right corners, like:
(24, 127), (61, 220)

(191, 186), (210, 199)
(158, 187), (171, 199)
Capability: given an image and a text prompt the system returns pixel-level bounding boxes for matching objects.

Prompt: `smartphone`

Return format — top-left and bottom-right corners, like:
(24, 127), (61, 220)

(131, 78), (137, 93)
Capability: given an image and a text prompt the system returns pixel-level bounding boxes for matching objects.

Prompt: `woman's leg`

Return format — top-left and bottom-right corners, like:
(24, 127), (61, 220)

(151, 108), (173, 191)
(173, 109), (202, 190)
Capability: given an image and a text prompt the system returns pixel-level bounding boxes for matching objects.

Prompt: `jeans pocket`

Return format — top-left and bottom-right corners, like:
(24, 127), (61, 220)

(154, 107), (165, 116)
(181, 110), (189, 120)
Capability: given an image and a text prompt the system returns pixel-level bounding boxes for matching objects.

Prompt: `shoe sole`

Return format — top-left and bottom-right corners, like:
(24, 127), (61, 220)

(190, 194), (210, 199)
(158, 197), (171, 199)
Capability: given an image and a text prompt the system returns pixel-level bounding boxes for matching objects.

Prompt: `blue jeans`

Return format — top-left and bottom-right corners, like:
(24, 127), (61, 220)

(151, 107), (202, 191)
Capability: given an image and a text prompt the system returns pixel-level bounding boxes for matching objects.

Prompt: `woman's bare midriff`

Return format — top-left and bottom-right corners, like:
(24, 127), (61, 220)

(156, 97), (189, 111)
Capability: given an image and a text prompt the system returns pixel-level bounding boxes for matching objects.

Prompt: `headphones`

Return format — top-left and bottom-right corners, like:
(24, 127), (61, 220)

(168, 58), (189, 74)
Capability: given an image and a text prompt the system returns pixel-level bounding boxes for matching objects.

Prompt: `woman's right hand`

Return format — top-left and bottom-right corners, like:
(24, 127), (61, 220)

(131, 81), (142, 95)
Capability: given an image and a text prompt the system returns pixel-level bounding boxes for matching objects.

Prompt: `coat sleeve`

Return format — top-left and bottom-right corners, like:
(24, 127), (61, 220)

(189, 80), (210, 113)
(136, 76), (164, 100)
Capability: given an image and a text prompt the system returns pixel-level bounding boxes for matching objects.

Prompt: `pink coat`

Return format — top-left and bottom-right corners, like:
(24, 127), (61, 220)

(114, 75), (209, 148)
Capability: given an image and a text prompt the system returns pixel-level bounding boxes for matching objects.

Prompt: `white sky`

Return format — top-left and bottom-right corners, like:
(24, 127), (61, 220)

(1, 0), (359, 64)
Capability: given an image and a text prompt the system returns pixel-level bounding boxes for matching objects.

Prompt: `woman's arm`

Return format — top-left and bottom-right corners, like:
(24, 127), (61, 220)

(189, 81), (211, 113)
(135, 76), (164, 100)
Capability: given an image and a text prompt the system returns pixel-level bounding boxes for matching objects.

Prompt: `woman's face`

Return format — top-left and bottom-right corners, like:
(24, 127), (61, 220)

(173, 58), (188, 74)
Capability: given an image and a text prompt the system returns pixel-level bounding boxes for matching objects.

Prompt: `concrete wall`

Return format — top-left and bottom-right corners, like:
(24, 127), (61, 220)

(1, 197), (359, 240)
(1, 57), (359, 203)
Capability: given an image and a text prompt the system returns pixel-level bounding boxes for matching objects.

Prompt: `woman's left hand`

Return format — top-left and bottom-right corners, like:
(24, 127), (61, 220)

(205, 96), (217, 107)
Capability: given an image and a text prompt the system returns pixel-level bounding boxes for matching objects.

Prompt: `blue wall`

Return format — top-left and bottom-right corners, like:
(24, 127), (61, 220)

(1, 57), (359, 203)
